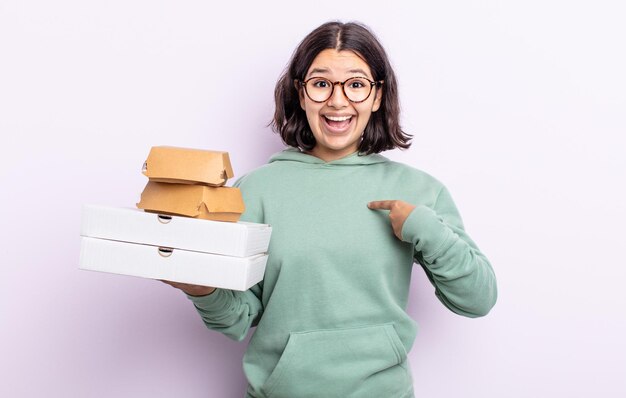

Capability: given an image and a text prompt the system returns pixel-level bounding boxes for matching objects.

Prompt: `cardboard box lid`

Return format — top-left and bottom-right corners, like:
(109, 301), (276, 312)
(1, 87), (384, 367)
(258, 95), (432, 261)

(136, 181), (245, 219)
(142, 146), (234, 186)
(81, 205), (272, 257)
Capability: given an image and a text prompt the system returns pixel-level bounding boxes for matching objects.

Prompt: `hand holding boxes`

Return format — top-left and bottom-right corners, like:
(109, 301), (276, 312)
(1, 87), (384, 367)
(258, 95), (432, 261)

(79, 146), (271, 291)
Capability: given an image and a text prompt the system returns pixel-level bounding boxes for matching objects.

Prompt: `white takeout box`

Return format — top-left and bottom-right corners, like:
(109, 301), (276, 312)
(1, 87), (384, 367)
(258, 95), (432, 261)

(81, 205), (271, 257)
(78, 205), (272, 291)
(79, 237), (267, 291)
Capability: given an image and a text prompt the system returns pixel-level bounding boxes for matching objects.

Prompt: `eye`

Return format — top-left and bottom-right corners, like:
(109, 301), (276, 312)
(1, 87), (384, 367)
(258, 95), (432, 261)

(311, 79), (330, 88)
(347, 78), (367, 89)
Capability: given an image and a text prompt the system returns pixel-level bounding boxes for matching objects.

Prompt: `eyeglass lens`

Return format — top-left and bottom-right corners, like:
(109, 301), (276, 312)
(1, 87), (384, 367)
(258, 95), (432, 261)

(304, 77), (374, 103)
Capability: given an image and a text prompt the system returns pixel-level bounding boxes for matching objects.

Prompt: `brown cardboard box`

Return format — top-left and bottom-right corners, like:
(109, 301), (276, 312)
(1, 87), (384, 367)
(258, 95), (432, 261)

(137, 181), (245, 222)
(142, 146), (234, 186)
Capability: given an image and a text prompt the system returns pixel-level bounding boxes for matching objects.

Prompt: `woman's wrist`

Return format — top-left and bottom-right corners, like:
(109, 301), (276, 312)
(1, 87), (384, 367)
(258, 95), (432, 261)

(185, 286), (217, 297)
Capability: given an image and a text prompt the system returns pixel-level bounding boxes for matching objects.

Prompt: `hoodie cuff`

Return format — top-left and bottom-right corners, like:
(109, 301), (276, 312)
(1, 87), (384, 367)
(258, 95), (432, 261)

(186, 288), (232, 313)
(401, 205), (454, 262)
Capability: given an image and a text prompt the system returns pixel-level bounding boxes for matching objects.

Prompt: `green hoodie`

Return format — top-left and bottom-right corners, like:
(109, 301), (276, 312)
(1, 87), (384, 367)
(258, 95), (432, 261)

(188, 149), (497, 398)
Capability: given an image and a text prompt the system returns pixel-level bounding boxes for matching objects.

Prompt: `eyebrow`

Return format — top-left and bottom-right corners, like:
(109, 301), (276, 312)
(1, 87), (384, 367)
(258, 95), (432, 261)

(306, 67), (371, 79)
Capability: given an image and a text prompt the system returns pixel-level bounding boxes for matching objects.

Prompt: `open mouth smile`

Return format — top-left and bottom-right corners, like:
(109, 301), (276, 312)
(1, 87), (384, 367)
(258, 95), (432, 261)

(322, 115), (354, 133)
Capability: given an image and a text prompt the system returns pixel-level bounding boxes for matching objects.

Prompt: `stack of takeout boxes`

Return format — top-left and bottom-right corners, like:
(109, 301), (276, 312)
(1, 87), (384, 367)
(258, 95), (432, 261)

(136, 146), (245, 222)
(79, 146), (272, 291)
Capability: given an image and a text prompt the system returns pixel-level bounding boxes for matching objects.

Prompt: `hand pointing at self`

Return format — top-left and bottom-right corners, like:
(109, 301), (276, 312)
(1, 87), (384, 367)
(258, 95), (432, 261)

(368, 200), (416, 241)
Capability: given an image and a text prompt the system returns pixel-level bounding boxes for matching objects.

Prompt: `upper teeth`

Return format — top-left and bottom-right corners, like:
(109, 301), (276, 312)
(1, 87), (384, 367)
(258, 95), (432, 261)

(326, 115), (352, 122)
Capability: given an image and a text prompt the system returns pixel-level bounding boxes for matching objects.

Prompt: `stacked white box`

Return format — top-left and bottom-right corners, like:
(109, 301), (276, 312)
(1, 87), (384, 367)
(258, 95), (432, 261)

(79, 205), (272, 291)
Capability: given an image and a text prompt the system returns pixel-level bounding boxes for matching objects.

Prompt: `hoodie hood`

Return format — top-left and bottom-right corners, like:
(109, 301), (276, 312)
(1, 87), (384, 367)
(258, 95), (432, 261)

(269, 148), (389, 166)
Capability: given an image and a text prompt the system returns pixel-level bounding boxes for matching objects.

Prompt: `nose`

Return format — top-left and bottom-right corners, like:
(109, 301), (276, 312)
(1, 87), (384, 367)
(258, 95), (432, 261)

(327, 82), (349, 108)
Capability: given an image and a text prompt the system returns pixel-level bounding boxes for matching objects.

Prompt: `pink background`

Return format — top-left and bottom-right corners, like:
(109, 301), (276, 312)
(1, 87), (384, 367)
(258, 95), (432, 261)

(1, 1), (625, 397)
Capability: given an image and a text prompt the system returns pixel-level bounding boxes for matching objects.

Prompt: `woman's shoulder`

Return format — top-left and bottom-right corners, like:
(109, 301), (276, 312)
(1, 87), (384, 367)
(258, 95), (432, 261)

(231, 160), (287, 190)
(382, 158), (445, 188)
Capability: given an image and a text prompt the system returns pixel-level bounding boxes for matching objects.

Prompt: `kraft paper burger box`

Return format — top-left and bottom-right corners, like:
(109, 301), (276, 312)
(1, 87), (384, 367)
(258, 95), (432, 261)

(79, 205), (272, 291)
(142, 146), (234, 186)
(137, 182), (245, 222)
(137, 146), (244, 222)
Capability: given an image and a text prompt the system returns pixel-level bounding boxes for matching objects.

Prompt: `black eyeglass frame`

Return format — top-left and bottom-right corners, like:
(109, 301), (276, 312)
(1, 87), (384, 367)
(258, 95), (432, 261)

(298, 77), (384, 104)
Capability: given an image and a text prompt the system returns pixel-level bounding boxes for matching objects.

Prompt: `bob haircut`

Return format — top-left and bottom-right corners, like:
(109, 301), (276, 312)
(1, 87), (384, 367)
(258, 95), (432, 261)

(272, 21), (412, 155)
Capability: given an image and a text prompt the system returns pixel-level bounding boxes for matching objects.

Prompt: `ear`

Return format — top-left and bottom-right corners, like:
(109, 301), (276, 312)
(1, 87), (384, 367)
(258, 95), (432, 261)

(371, 82), (383, 112)
(295, 80), (306, 111)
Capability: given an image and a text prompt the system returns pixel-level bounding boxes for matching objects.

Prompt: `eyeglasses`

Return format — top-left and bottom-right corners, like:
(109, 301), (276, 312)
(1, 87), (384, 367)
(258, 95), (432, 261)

(299, 76), (383, 103)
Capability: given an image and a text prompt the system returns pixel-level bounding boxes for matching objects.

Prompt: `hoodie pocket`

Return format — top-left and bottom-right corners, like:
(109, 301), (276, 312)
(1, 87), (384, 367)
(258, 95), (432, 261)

(261, 323), (410, 398)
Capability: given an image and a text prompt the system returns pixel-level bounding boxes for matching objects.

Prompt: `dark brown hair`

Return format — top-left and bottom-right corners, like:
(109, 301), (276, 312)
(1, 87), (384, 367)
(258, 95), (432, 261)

(272, 21), (412, 154)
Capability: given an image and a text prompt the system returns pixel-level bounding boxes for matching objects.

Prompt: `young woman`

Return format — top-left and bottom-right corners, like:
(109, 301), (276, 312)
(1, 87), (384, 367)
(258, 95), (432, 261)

(164, 21), (497, 398)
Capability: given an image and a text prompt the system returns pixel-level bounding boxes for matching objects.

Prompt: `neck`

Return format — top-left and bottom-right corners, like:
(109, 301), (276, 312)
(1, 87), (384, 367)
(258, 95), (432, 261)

(307, 147), (358, 163)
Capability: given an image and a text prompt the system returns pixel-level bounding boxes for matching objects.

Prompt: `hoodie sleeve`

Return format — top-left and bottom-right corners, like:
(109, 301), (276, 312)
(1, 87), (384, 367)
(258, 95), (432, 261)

(186, 283), (264, 341)
(184, 173), (265, 341)
(401, 186), (497, 317)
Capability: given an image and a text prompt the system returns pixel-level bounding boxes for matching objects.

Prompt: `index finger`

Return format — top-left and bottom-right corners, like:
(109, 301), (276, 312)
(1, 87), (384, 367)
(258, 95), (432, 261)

(367, 200), (395, 210)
